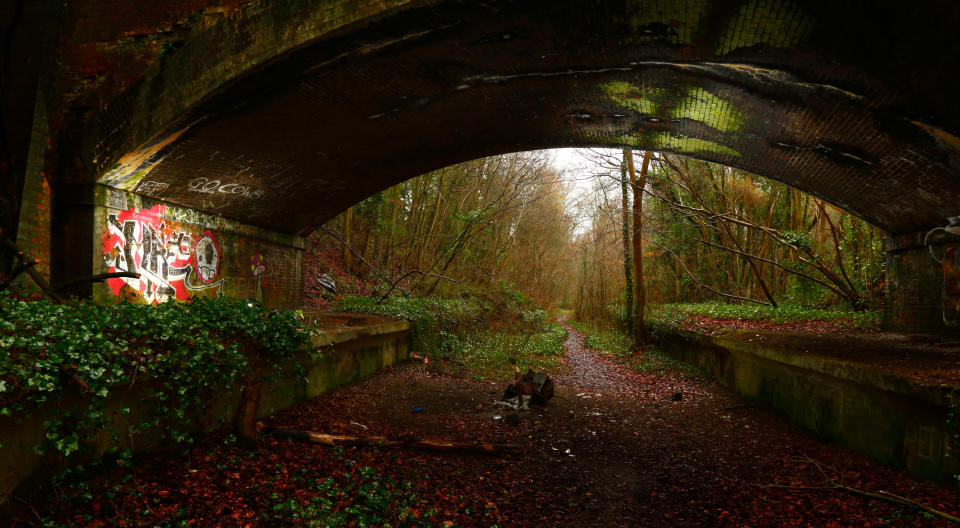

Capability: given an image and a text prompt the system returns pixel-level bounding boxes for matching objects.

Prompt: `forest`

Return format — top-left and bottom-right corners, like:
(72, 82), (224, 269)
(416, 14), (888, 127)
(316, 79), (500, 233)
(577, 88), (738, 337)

(309, 148), (886, 341)
(10, 150), (958, 528)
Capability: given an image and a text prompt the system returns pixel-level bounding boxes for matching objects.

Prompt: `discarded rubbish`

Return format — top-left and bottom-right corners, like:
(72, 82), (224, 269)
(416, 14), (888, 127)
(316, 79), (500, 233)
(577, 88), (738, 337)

(317, 274), (337, 294)
(412, 406), (424, 413)
(499, 370), (554, 410)
(492, 415), (503, 420)
(349, 421), (368, 430)
(410, 351), (429, 364)
(495, 395), (531, 410)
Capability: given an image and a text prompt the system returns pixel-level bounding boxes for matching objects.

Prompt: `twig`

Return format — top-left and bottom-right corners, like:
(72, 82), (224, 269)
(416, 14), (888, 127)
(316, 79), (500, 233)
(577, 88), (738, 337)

(0, 257), (33, 292)
(377, 270), (458, 304)
(762, 455), (960, 523)
(2, 238), (63, 302)
(319, 225), (391, 283)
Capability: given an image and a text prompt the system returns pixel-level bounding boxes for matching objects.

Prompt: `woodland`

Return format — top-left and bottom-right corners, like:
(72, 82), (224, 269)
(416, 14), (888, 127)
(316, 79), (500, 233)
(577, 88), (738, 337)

(308, 148), (885, 339)
(6, 150), (942, 528)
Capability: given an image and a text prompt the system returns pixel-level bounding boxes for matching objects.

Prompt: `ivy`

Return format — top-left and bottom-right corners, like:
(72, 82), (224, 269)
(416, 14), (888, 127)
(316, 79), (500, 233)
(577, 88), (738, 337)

(0, 291), (309, 462)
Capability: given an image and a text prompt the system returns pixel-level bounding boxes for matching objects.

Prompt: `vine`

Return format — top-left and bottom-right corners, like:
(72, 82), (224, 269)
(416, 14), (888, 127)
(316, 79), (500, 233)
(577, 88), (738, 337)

(0, 292), (309, 461)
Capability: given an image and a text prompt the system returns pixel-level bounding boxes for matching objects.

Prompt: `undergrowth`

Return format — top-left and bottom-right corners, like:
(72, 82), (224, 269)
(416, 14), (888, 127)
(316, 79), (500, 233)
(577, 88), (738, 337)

(647, 302), (882, 332)
(571, 321), (709, 380)
(336, 295), (564, 380)
(0, 292), (309, 461)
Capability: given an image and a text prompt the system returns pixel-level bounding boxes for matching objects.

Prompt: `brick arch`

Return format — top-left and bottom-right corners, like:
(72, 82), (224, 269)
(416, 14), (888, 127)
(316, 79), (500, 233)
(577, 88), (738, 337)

(77, 0), (960, 236)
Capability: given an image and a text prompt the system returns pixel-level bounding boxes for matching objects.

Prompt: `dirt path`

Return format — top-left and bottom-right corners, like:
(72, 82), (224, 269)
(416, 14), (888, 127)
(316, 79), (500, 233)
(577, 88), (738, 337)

(264, 325), (959, 526)
(16, 325), (960, 527)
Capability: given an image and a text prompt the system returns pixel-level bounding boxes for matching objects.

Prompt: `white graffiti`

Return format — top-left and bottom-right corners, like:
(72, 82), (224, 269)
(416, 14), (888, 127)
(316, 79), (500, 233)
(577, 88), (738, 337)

(188, 177), (264, 200)
(136, 180), (170, 195)
(194, 232), (221, 283)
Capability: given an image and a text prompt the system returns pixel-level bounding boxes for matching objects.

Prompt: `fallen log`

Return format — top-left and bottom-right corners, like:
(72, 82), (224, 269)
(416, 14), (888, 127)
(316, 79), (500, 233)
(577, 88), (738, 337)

(267, 427), (519, 455)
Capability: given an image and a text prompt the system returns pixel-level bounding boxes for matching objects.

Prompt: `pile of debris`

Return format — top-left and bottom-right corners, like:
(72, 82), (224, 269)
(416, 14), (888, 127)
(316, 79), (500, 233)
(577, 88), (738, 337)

(497, 369), (554, 410)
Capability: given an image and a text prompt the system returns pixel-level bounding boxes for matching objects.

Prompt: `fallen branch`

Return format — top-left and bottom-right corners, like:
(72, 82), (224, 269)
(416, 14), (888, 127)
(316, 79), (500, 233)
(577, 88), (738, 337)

(762, 456), (960, 524)
(2, 238), (63, 302)
(53, 271), (140, 292)
(377, 270), (458, 304)
(267, 427), (519, 455)
(319, 225), (391, 283)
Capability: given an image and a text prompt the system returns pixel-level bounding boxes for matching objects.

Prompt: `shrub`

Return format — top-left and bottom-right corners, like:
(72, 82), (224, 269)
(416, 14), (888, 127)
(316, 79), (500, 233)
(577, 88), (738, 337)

(0, 292), (309, 458)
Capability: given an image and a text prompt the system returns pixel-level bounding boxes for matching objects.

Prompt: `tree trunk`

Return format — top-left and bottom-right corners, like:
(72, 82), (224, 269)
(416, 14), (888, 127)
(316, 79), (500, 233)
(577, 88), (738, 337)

(342, 206), (354, 271)
(626, 149), (651, 345)
(620, 158), (634, 334)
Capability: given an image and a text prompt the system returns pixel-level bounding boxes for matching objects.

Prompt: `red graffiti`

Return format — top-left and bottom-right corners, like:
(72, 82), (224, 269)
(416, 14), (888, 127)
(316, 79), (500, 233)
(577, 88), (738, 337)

(102, 205), (207, 303)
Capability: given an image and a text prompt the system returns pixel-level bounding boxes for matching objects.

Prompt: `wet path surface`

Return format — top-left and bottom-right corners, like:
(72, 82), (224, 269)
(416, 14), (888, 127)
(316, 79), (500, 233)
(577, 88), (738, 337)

(19, 325), (959, 527)
(552, 321), (642, 390)
(269, 324), (957, 527)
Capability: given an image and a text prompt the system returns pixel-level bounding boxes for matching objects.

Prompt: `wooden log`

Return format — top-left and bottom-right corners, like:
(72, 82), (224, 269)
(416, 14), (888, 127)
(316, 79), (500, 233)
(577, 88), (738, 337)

(267, 427), (520, 455)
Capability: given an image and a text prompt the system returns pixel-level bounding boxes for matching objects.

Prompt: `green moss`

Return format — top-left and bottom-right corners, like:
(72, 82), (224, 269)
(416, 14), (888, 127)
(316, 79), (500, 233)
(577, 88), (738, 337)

(656, 132), (741, 157)
(716, 0), (815, 55)
(672, 88), (745, 132)
(600, 81), (664, 115)
(616, 0), (711, 45)
(611, 132), (740, 157)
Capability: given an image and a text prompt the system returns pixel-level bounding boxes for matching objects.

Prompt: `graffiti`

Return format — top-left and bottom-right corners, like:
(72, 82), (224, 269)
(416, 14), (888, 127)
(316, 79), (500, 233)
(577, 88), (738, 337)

(187, 177), (264, 200)
(194, 232), (221, 283)
(136, 180), (170, 195)
(107, 189), (127, 210)
(251, 252), (266, 303)
(102, 205), (223, 304)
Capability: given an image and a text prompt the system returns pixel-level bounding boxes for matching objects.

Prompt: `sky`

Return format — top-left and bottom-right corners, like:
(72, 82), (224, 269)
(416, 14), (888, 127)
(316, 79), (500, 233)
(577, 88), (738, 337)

(546, 147), (622, 234)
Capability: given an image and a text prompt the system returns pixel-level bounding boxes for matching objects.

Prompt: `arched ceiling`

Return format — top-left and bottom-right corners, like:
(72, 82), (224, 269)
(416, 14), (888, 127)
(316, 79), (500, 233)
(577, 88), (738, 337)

(87, 0), (960, 235)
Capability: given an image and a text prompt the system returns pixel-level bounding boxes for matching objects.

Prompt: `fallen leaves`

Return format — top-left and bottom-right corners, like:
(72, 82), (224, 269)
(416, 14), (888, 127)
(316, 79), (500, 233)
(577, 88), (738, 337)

(7, 325), (960, 527)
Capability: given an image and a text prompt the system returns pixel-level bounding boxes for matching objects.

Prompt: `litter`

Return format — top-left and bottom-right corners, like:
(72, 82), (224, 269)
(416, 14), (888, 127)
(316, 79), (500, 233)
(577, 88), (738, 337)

(498, 369), (554, 409)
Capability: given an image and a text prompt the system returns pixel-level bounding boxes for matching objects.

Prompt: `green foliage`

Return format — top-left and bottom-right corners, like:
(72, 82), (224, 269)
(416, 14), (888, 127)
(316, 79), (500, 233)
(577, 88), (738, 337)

(446, 324), (568, 379)
(334, 296), (484, 359)
(0, 292), (309, 460)
(571, 321), (708, 380)
(262, 465), (439, 527)
(569, 321), (633, 360)
(336, 295), (565, 380)
(646, 302), (883, 331)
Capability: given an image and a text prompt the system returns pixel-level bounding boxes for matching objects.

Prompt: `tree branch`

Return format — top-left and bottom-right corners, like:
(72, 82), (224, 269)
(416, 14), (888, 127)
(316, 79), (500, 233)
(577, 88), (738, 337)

(53, 272), (141, 292)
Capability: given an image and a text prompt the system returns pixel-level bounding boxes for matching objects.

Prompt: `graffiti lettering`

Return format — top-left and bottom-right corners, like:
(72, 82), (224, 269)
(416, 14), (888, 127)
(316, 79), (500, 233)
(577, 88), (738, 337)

(136, 180), (170, 195)
(102, 205), (222, 304)
(188, 177), (264, 200)
(107, 189), (127, 210)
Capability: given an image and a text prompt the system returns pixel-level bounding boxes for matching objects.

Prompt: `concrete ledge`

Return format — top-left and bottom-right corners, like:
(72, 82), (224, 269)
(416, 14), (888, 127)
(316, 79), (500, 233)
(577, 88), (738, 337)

(0, 315), (409, 509)
(656, 328), (958, 482)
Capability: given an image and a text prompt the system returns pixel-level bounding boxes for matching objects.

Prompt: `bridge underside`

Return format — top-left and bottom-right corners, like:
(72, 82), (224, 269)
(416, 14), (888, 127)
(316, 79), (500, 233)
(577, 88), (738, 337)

(5, 0), (960, 331)
(90, 1), (960, 235)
